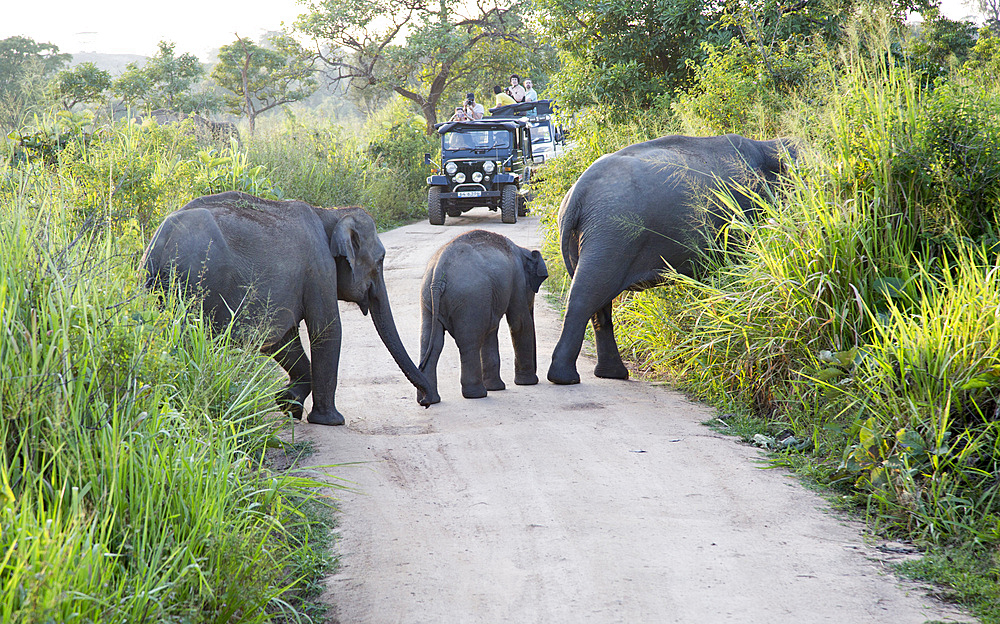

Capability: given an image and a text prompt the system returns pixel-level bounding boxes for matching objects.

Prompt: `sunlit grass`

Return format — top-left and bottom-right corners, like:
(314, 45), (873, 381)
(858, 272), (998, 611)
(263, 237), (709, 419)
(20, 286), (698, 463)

(0, 168), (336, 622)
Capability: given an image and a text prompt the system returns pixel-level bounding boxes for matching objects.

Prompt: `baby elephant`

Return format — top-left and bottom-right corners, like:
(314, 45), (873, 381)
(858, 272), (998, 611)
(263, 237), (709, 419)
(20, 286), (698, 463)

(419, 230), (548, 403)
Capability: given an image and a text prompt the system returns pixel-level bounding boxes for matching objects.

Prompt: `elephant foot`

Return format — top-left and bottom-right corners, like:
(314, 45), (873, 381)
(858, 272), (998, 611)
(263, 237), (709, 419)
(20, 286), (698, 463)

(514, 373), (539, 386)
(594, 361), (630, 380)
(307, 407), (346, 426)
(485, 378), (506, 392)
(419, 388), (442, 405)
(276, 383), (311, 420)
(547, 363), (581, 385)
(461, 384), (488, 399)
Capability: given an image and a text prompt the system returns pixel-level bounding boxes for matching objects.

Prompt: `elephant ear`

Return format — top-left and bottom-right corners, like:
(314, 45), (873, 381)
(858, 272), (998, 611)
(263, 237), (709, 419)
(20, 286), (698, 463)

(522, 248), (549, 293)
(330, 214), (358, 272)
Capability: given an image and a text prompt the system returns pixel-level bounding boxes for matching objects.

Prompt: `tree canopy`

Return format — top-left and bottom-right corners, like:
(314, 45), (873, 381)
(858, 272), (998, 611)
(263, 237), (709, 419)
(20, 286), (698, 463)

(50, 62), (112, 110)
(0, 35), (70, 127)
(295, 0), (543, 132)
(212, 33), (318, 135)
(113, 41), (205, 112)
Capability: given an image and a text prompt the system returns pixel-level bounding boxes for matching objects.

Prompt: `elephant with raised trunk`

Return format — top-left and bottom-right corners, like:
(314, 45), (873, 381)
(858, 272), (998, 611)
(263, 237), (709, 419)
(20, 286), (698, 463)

(142, 191), (432, 425)
(418, 230), (548, 402)
(548, 134), (797, 385)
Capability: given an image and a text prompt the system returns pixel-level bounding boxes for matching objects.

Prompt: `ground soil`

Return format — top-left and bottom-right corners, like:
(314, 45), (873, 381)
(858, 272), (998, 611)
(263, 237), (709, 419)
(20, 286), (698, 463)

(296, 210), (976, 624)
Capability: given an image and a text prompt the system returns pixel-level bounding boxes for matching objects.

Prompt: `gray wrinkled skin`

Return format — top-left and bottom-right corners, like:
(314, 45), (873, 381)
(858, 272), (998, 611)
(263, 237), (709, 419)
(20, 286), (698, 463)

(141, 191), (432, 425)
(418, 230), (548, 402)
(547, 134), (796, 385)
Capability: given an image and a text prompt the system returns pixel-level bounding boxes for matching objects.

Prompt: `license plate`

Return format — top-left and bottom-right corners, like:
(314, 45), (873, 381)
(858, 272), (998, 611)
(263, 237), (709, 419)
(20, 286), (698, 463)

(457, 190), (482, 198)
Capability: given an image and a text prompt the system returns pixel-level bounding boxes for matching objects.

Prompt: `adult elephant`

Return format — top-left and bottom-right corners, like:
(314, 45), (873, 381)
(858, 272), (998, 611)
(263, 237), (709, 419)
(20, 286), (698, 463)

(142, 191), (432, 425)
(547, 134), (796, 385)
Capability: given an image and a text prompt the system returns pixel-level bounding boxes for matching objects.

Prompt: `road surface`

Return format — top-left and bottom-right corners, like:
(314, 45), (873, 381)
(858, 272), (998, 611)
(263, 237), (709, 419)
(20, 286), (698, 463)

(296, 209), (973, 624)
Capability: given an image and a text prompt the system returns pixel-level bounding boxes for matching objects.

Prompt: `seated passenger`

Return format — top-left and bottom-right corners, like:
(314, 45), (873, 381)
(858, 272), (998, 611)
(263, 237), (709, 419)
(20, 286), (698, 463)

(523, 79), (538, 103)
(494, 85), (516, 107)
(508, 75), (526, 103)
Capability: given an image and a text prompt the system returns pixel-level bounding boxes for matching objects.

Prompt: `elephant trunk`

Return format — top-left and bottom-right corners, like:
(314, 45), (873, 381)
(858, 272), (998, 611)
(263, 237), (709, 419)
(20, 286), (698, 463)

(369, 275), (434, 407)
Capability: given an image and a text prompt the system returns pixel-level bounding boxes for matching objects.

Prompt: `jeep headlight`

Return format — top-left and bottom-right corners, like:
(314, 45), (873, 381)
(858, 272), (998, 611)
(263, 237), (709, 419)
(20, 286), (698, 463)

(454, 172), (466, 183)
(445, 162), (458, 175)
(482, 161), (495, 174)
(472, 172), (483, 183)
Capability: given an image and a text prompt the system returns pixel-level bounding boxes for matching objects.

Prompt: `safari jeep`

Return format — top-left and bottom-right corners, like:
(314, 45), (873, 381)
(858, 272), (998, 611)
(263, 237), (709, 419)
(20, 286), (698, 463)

(488, 99), (567, 163)
(425, 118), (533, 225)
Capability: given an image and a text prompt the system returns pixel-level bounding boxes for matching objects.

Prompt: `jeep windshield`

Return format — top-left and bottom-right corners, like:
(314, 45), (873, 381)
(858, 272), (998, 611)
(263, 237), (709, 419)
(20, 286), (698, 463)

(528, 122), (552, 144)
(444, 129), (511, 151)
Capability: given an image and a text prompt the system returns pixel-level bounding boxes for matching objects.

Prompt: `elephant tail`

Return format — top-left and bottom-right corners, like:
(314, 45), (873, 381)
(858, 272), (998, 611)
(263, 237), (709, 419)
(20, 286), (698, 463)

(558, 186), (581, 278)
(418, 274), (447, 371)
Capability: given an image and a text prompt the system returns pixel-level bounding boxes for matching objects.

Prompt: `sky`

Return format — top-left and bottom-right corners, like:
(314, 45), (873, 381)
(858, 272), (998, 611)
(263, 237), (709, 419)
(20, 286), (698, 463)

(0, 0), (987, 61)
(1, 0), (308, 58)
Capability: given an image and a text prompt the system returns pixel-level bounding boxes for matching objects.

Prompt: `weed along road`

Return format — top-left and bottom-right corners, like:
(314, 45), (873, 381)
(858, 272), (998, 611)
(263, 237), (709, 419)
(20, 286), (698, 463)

(298, 211), (974, 624)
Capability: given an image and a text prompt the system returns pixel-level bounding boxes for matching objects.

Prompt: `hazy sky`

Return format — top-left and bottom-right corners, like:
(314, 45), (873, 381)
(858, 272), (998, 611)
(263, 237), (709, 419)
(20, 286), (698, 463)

(2, 0), (307, 58)
(1, 0), (986, 61)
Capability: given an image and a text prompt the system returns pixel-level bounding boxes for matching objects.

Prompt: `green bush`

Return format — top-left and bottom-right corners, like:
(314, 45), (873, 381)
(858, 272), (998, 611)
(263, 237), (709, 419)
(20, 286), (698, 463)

(672, 38), (822, 137)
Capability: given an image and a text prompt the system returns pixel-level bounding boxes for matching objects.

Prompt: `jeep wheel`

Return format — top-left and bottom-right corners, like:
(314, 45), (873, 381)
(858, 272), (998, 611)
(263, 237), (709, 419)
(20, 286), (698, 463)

(517, 195), (528, 217)
(428, 187), (445, 225)
(501, 185), (517, 224)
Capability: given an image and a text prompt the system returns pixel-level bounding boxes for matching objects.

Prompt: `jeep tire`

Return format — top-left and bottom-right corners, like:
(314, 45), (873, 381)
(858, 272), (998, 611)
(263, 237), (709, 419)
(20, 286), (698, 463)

(501, 184), (517, 224)
(428, 187), (445, 225)
(517, 195), (528, 217)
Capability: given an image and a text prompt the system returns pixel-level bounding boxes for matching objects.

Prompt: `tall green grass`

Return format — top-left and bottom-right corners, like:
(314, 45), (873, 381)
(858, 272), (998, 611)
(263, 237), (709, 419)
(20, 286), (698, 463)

(244, 104), (436, 229)
(1, 159), (332, 620)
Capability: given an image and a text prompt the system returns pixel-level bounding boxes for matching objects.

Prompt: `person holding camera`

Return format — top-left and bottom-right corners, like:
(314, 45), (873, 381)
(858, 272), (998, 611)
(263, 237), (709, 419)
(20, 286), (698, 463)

(507, 74), (526, 103)
(465, 92), (484, 120)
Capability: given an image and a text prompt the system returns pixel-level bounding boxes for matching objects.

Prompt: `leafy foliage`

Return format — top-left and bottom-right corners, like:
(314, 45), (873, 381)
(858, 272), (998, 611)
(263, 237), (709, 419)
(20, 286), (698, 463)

(212, 33), (318, 135)
(0, 35), (70, 128)
(538, 0), (726, 113)
(48, 62), (112, 110)
(296, 0), (540, 132)
(113, 41), (205, 112)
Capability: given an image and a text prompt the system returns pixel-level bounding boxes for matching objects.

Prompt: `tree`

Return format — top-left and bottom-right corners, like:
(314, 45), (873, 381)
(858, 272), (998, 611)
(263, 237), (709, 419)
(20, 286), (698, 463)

(113, 41), (204, 112)
(211, 33), (318, 135)
(295, 0), (534, 133)
(538, 0), (939, 114)
(50, 62), (112, 110)
(0, 35), (70, 127)
(905, 10), (978, 75)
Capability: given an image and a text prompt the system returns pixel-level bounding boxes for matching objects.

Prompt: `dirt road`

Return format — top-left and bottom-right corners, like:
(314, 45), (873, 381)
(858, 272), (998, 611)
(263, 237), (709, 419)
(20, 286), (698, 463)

(299, 210), (973, 624)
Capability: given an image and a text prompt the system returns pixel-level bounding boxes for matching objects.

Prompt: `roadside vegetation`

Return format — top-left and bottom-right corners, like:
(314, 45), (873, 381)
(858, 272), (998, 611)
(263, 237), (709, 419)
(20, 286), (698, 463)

(0, 108), (432, 621)
(533, 11), (1000, 624)
(4, 0), (1000, 620)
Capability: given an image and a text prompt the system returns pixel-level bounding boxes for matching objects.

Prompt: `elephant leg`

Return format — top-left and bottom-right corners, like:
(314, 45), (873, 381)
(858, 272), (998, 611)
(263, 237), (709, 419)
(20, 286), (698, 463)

(262, 326), (312, 420)
(455, 329), (488, 399)
(592, 302), (629, 379)
(304, 311), (346, 426)
(548, 256), (626, 384)
(481, 326), (506, 392)
(418, 316), (445, 405)
(508, 306), (538, 386)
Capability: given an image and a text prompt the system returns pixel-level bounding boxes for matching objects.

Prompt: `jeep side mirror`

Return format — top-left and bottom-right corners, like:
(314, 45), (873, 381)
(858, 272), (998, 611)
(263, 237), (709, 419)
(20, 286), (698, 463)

(424, 153), (432, 165)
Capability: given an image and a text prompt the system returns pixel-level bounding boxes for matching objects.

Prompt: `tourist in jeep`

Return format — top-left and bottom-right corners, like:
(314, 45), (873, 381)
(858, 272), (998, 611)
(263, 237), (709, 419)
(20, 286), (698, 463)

(465, 93), (485, 120)
(507, 75), (526, 103)
(494, 85), (516, 107)
(523, 79), (538, 102)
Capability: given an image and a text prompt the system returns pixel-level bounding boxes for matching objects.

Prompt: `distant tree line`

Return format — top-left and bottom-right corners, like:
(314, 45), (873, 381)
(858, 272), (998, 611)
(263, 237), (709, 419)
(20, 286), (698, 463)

(0, 34), (316, 135)
(2, 0), (998, 133)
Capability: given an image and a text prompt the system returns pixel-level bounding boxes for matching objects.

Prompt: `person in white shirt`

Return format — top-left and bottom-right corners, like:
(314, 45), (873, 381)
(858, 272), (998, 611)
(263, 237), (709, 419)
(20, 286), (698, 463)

(465, 92), (485, 119)
(523, 79), (538, 102)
